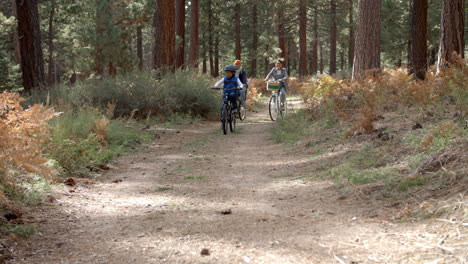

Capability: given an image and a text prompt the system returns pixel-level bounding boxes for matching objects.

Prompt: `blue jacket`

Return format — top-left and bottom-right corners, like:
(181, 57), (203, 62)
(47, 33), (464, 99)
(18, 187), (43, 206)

(223, 76), (239, 90)
(237, 69), (247, 85)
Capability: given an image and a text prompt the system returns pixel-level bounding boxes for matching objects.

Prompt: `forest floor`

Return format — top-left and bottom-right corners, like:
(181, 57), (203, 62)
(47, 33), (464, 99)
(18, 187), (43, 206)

(6, 100), (467, 264)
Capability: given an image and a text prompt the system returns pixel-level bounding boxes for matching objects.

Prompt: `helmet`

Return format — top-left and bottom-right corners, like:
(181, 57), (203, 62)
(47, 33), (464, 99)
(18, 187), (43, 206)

(224, 65), (237, 72)
(234, 60), (242, 65)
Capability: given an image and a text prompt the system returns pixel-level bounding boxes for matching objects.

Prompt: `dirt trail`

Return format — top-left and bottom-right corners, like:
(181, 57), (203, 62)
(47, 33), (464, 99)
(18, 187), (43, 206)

(10, 107), (467, 264)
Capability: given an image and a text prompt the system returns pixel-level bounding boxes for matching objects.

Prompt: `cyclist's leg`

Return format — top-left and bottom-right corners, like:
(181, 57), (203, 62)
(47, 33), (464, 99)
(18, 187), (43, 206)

(279, 86), (286, 103)
(230, 92), (238, 112)
(240, 86), (246, 105)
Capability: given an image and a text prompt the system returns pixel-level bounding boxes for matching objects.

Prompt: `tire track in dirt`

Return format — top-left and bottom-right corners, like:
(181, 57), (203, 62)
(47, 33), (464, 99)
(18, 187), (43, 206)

(10, 106), (466, 264)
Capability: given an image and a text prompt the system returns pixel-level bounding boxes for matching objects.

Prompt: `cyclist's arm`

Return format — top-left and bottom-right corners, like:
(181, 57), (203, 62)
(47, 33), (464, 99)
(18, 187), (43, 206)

(214, 78), (224, 88)
(237, 79), (244, 89)
(264, 68), (274, 81)
(282, 69), (289, 80)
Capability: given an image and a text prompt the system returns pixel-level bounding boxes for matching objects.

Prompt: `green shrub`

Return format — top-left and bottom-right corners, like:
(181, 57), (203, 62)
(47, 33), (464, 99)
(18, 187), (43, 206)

(47, 108), (151, 176)
(28, 70), (218, 118)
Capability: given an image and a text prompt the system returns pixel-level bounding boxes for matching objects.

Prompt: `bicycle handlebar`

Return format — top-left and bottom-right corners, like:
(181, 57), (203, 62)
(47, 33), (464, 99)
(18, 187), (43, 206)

(211, 87), (242, 91)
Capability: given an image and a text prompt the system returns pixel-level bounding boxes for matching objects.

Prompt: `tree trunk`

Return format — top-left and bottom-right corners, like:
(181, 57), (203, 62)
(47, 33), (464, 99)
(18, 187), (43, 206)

(207, 0), (214, 77)
(264, 43), (270, 75)
(235, 3), (241, 60)
(277, 9), (287, 64)
(175, 0), (185, 69)
(329, 0), (337, 75)
(339, 50), (344, 70)
(310, 6), (318, 75)
(352, 0), (381, 80)
(436, 0), (464, 73)
(214, 36), (219, 77)
(202, 39), (207, 74)
(47, 0), (55, 86)
(157, 0), (175, 71)
(251, 1), (258, 77)
(152, 3), (160, 70)
(348, 0), (354, 69)
(189, 0), (199, 68)
(16, 0), (45, 91)
(299, 0), (307, 78)
(410, 0), (427, 80)
(137, 26), (143, 71)
(319, 40), (324, 74)
(96, 1), (109, 75)
(11, 0), (21, 65)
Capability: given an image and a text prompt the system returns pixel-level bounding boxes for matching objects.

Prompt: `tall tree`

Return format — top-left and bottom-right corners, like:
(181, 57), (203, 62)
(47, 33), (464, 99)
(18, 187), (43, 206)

(410, 0), (427, 80)
(436, 0), (464, 73)
(310, 5), (318, 75)
(175, 0), (185, 69)
(277, 9), (287, 64)
(348, 0), (355, 69)
(298, 0), (307, 77)
(189, 0), (199, 68)
(47, 0), (55, 86)
(251, 1), (258, 77)
(16, 0), (45, 91)
(352, 0), (381, 80)
(137, 26), (143, 71)
(235, 3), (241, 60)
(152, 1), (161, 69)
(207, 0), (214, 76)
(329, 0), (337, 74)
(11, 0), (20, 65)
(157, 0), (175, 70)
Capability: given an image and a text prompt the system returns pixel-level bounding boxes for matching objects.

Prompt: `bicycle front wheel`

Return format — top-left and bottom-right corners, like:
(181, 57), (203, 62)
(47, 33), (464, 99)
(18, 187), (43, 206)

(279, 92), (287, 118)
(221, 104), (228, 135)
(229, 110), (236, 132)
(269, 94), (279, 121)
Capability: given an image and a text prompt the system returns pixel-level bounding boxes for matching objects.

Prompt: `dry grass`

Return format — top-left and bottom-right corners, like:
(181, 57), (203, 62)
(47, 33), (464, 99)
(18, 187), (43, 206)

(299, 59), (467, 135)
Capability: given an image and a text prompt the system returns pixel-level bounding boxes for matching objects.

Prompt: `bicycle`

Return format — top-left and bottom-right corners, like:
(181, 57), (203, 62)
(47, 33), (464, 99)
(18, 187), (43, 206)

(211, 87), (242, 134)
(266, 81), (288, 121)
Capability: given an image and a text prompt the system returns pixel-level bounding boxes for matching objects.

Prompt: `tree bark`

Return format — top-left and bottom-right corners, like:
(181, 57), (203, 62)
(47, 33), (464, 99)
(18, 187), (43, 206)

(352, 0), (381, 80)
(348, 0), (354, 69)
(264, 43), (270, 75)
(277, 9), (287, 64)
(189, 0), (199, 68)
(137, 26), (143, 71)
(299, 0), (307, 78)
(410, 0), (427, 80)
(157, 0), (175, 71)
(251, 1), (258, 77)
(11, 0), (21, 65)
(319, 40), (324, 74)
(310, 5), (318, 75)
(152, 3), (160, 70)
(47, 0), (55, 86)
(16, 0), (45, 91)
(436, 0), (464, 73)
(329, 0), (337, 75)
(175, 0), (185, 69)
(214, 36), (219, 77)
(235, 3), (241, 60)
(208, 0), (214, 76)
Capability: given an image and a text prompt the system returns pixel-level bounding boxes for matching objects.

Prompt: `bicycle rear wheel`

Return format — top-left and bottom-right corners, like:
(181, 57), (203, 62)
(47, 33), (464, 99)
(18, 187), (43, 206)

(269, 94), (279, 121)
(221, 104), (228, 135)
(239, 104), (246, 121)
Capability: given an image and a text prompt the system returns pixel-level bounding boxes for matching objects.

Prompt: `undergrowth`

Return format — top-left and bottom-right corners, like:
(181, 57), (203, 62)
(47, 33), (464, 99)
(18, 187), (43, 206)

(274, 62), (467, 203)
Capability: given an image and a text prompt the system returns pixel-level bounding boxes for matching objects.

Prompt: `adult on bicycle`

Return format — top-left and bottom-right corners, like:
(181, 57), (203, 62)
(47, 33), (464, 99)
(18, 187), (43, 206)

(264, 60), (289, 105)
(213, 65), (244, 114)
(234, 60), (248, 107)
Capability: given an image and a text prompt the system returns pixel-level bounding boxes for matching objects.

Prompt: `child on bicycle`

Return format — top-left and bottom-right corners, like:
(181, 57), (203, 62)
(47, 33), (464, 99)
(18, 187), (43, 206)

(265, 60), (289, 103)
(214, 65), (244, 112)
